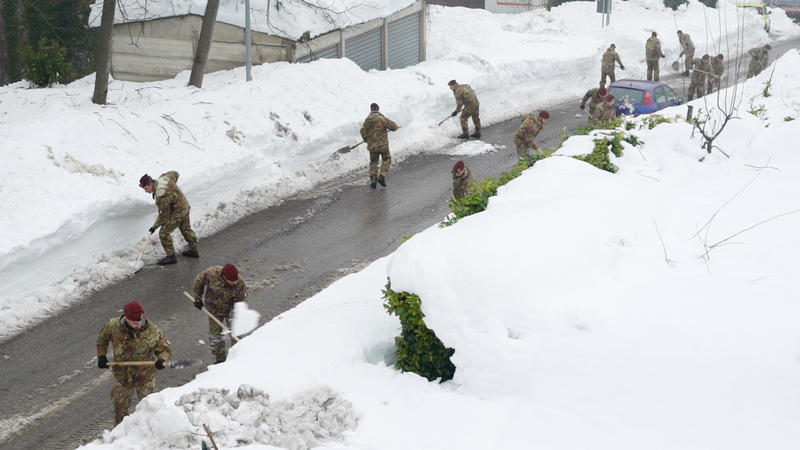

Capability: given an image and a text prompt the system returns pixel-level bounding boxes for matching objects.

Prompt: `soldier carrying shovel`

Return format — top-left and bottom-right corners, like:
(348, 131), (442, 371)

(192, 264), (248, 364)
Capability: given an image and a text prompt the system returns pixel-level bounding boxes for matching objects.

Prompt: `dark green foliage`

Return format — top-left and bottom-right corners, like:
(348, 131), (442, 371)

(572, 118), (624, 136)
(1, 0), (23, 82)
(383, 280), (456, 382)
(573, 134), (625, 173)
(664, 0), (688, 10)
(22, 38), (74, 87)
(697, 0), (716, 7)
(643, 114), (674, 129)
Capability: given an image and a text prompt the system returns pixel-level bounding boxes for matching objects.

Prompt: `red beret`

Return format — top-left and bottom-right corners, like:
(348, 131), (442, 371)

(370, 103), (379, 111)
(222, 263), (239, 282)
(448, 80), (457, 86)
(453, 160), (465, 173)
(124, 301), (144, 321)
(139, 174), (153, 188)
(764, 44), (772, 50)
(539, 110), (550, 119)
(605, 94), (615, 101)
(598, 87), (607, 96)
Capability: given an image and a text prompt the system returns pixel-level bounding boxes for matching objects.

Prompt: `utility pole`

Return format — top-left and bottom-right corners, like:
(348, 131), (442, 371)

(245, 0), (252, 81)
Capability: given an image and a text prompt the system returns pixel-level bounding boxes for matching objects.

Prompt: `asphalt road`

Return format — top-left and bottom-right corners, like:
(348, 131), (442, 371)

(0, 35), (796, 450)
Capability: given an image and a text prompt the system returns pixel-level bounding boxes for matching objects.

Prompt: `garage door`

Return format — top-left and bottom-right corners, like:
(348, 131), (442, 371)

(388, 13), (420, 69)
(345, 27), (383, 71)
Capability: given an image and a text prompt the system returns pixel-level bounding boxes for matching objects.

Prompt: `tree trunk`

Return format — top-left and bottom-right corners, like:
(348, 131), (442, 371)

(188, 0), (221, 88)
(92, 0), (115, 104)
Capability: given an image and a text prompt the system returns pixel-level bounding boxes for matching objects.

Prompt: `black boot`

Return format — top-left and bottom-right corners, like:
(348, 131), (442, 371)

(682, 71), (690, 77)
(377, 175), (386, 187)
(182, 249), (199, 258)
(470, 131), (481, 139)
(457, 133), (469, 139)
(370, 181), (377, 189)
(157, 255), (177, 265)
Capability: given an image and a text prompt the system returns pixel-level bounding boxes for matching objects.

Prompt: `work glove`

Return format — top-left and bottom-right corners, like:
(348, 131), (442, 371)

(451, 111), (458, 117)
(661, 53), (665, 58)
(620, 64), (625, 70)
(194, 301), (203, 310)
(97, 355), (108, 369)
(580, 105), (585, 110)
(155, 359), (166, 370)
(148, 227), (156, 234)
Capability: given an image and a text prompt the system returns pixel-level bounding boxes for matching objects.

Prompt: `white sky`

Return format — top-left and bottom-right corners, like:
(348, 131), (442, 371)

(2, 0), (800, 447)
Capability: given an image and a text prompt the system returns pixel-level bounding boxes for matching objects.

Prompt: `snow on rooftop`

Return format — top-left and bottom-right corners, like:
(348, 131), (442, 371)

(88, 0), (417, 41)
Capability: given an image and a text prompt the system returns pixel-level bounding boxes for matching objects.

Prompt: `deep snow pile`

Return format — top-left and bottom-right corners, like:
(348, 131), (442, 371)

(88, 0), (417, 41)
(79, 51), (800, 450)
(95, 384), (357, 449)
(0, 0), (794, 342)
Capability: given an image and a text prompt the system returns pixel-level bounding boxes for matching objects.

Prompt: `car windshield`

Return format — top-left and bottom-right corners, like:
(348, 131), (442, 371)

(608, 87), (644, 105)
(778, 0), (800, 5)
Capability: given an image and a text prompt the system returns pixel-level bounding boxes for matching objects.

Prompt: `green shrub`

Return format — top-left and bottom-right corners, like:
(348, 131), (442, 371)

(22, 38), (74, 87)
(383, 280), (456, 382)
(573, 118), (624, 136)
(664, 0), (688, 10)
(642, 114), (674, 129)
(573, 134), (624, 173)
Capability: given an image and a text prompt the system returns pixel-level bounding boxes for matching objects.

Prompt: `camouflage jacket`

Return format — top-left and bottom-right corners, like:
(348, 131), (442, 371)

(452, 83), (480, 113)
(645, 37), (662, 61)
(193, 266), (248, 318)
(710, 58), (724, 77)
(679, 34), (695, 56)
(514, 114), (544, 149)
(452, 167), (476, 200)
(594, 101), (617, 123)
(691, 59), (711, 84)
(360, 112), (399, 153)
(601, 47), (622, 72)
(748, 48), (769, 70)
(581, 88), (604, 114)
(97, 316), (171, 386)
(152, 171), (191, 229)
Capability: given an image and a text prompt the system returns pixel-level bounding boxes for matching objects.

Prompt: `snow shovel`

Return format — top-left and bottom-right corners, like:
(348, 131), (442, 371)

(335, 141), (365, 154)
(183, 291), (241, 342)
(107, 360), (203, 369)
(671, 60), (680, 71)
(430, 115), (453, 128)
(132, 232), (153, 273)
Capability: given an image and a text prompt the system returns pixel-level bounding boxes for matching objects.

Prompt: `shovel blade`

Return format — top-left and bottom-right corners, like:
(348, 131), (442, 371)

(168, 359), (204, 369)
(132, 261), (144, 273)
(671, 60), (680, 71)
(336, 145), (352, 154)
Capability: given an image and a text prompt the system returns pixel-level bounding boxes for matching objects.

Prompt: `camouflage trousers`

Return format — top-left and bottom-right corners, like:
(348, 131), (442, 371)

(707, 76), (720, 94)
(683, 50), (695, 72)
(747, 64), (762, 79)
(646, 60), (660, 81)
(687, 80), (705, 101)
(460, 106), (481, 134)
(368, 149), (391, 182)
(514, 139), (540, 160)
(159, 214), (197, 256)
(112, 379), (156, 425)
(208, 314), (234, 363)
(600, 70), (615, 86)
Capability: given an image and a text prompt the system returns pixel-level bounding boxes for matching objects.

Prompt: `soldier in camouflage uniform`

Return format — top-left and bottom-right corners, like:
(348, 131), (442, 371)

(140, 172), (198, 265)
(677, 30), (695, 76)
(452, 160), (476, 200)
(600, 44), (624, 86)
(514, 110), (549, 161)
(593, 94), (618, 124)
(580, 86), (607, 123)
(687, 54), (711, 101)
(448, 80), (481, 139)
(97, 301), (171, 425)
(360, 103), (399, 189)
(193, 263), (248, 364)
(707, 54), (724, 94)
(645, 32), (665, 81)
(747, 45), (771, 79)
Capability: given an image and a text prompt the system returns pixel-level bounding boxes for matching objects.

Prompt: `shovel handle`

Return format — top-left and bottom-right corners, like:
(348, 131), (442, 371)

(107, 361), (157, 367)
(183, 291), (240, 342)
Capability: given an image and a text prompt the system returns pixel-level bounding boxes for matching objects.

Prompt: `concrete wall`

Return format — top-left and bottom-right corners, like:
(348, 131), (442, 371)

(484, 0), (545, 13)
(111, 16), (288, 82)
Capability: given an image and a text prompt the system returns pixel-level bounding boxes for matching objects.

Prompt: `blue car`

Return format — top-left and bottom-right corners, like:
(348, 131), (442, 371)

(608, 80), (684, 117)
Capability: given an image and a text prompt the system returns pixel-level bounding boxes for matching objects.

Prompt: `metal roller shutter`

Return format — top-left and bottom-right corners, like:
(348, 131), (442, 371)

(297, 45), (339, 63)
(345, 27), (383, 71)
(388, 13), (421, 69)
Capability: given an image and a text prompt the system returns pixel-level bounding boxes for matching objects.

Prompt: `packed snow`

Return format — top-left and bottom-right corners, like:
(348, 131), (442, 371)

(2, 0), (800, 447)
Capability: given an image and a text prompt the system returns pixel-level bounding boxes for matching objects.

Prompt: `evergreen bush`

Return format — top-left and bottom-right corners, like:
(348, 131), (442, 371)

(22, 38), (74, 87)
(382, 280), (456, 382)
(664, 0), (688, 10)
